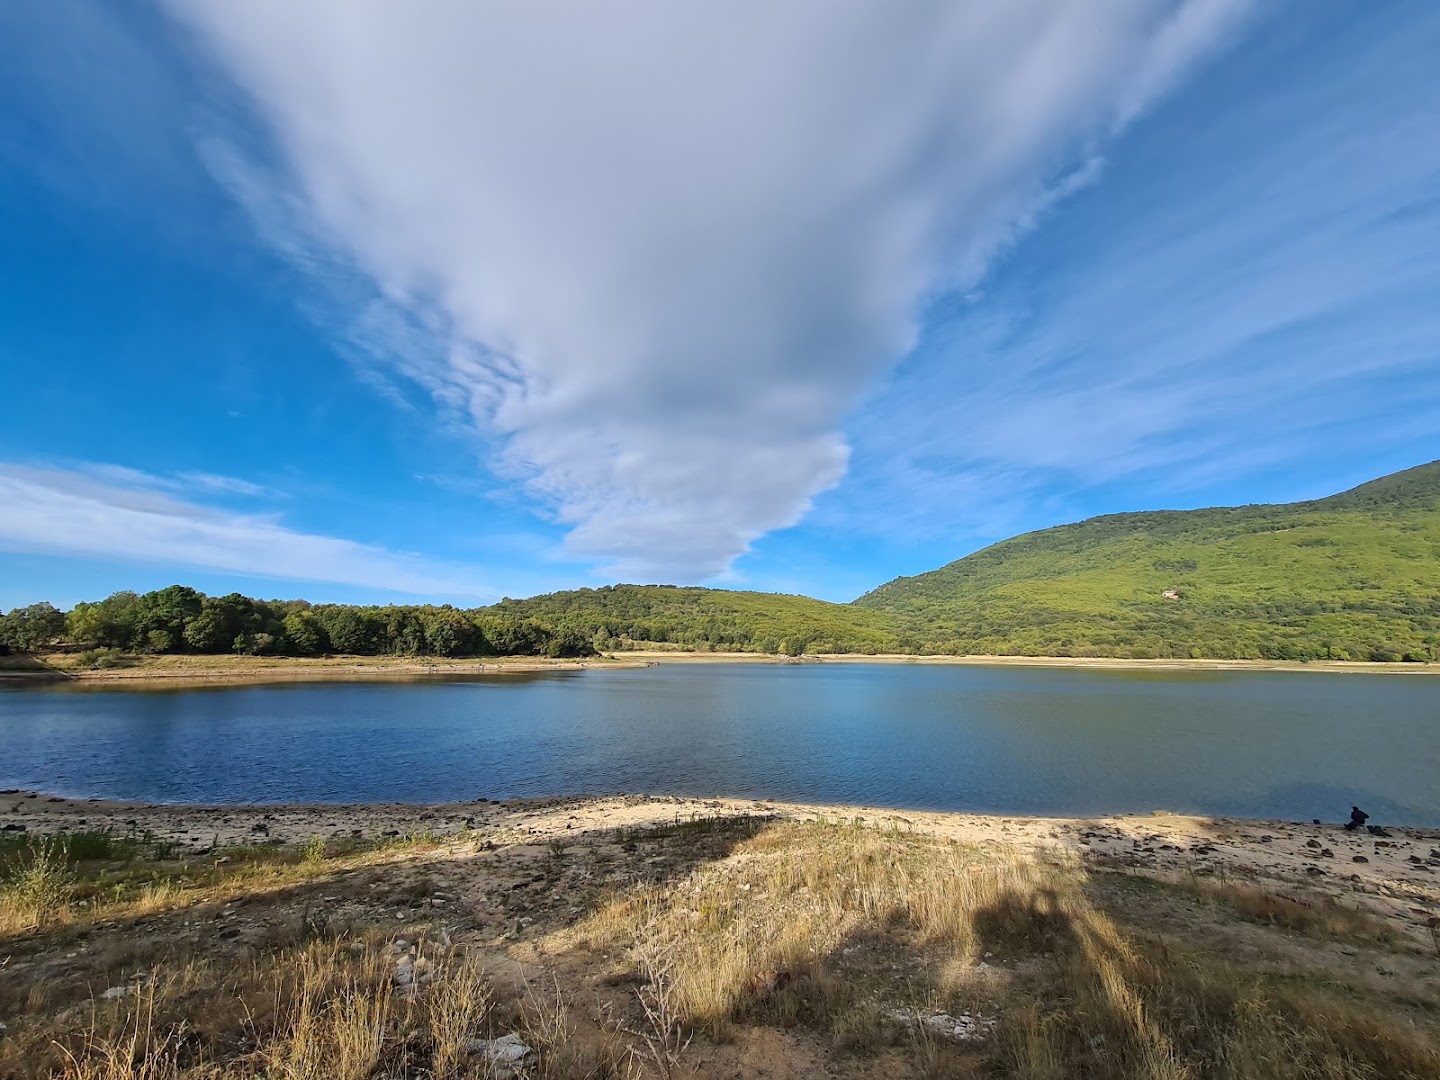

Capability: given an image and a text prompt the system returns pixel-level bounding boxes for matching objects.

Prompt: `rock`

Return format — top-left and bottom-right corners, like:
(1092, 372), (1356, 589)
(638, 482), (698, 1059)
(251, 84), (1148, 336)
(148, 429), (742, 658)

(1320, 849), (1334, 858)
(887, 1009), (994, 1043)
(100, 986), (132, 1000)
(465, 1033), (535, 1077)
(1305, 839), (1322, 849)
(1352, 855), (1369, 863)
(1, 824), (25, 832)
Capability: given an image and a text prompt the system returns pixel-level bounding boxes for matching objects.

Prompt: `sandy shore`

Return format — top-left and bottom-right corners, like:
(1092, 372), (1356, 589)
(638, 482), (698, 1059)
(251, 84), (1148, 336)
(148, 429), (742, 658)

(5, 790), (1437, 933)
(631, 650), (1440, 674)
(3, 649), (1432, 686)
(0, 653), (652, 685)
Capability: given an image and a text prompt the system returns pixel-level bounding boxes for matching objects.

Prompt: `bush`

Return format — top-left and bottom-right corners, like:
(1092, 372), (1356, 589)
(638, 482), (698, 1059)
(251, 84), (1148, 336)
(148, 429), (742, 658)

(75, 647), (131, 670)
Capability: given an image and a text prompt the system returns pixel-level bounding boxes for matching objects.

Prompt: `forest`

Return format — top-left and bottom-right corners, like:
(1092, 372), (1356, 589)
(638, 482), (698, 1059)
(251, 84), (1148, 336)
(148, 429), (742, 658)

(0, 587), (594, 663)
(4, 461), (1438, 665)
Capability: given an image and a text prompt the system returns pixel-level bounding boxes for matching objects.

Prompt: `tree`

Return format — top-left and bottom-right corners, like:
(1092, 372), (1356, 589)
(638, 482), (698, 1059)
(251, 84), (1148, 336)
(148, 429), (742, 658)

(67, 592), (143, 649)
(281, 612), (325, 656)
(135, 586), (204, 652)
(183, 608), (234, 653)
(1, 603), (67, 652)
(422, 608), (477, 657)
(320, 608), (377, 654)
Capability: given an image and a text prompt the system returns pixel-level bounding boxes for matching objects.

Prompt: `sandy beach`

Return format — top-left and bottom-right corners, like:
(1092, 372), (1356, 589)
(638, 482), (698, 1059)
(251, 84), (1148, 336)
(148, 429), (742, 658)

(3, 648), (1434, 686)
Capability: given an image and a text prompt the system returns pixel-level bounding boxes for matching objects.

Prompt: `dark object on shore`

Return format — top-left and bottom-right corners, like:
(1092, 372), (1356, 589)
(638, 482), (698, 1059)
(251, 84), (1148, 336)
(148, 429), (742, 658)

(1366, 824), (1391, 837)
(1344, 806), (1370, 831)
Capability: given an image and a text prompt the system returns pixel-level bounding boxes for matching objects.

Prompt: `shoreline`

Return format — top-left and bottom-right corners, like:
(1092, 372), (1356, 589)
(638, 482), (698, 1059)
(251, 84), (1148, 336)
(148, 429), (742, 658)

(629, 650), (1440, 674)
(5, 789), (1437, 932)
(2, 649), (1433, 686)
(0, 653), (652, 685)
(6, 793), (1438, 1077)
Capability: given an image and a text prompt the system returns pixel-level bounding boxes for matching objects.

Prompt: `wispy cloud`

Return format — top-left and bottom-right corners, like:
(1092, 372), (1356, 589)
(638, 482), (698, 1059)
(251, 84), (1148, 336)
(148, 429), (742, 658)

(0, 463), (495, 598)
(165, 1), (1245, 581)
(175, 471), (268, 497)
(70, 462), (271, 499)
(837, 9), (1440, 541)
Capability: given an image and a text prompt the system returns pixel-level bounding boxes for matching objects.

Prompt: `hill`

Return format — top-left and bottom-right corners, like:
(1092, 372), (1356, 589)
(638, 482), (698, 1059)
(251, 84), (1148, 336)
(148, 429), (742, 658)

(8, 462), (1439, 665)
(854, 460), (1440, 661)
(490, 583), (904, 655)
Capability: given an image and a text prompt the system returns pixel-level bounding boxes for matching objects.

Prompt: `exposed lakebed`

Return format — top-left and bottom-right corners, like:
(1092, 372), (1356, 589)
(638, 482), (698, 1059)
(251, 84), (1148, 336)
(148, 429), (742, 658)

(1, 662), (1435, 824)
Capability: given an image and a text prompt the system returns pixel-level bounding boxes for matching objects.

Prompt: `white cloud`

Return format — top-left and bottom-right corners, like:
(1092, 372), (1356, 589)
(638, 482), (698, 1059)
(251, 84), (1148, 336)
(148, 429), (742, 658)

(70, 462), (271, 499)
(175, 471), (268, 497)
(168, 1), (1244, 579)
(0, 464), (494, 597)
(835, 12), (1440, 542)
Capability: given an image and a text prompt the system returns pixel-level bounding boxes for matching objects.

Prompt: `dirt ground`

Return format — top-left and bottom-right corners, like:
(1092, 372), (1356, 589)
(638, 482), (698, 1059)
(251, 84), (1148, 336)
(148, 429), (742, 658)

(3, 793), (1438, 1078)
(5, 791), (1438, 928)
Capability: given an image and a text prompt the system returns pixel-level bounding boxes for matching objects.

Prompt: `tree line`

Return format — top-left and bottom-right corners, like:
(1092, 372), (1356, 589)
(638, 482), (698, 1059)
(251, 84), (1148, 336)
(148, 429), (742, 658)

(0, 586), (594, 660)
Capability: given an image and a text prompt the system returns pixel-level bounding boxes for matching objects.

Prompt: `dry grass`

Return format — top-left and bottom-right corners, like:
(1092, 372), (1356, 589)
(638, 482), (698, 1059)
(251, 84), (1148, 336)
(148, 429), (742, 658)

(5, 817), (1438, 1079)
(0, 829), (447, 949)
(580, 818), (1440, 1079)
(583, 819), (1079, 1031)
(1189, 878), (1398, 944)
(0, 836), (75, 933)
(11, 938), (606, 1080)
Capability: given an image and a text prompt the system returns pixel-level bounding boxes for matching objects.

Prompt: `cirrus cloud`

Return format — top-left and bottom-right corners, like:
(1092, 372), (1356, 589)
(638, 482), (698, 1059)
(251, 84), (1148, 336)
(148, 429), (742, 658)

(167, 0), (1251, 579)
(0, 464), (495, 598)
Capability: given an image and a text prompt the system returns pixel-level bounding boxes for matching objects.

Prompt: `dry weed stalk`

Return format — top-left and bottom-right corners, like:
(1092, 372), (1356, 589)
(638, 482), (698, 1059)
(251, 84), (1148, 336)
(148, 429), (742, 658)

(629, 929), (693, 1079)
(255, 945), (390, 1080)
(426, 956), (492, 1079)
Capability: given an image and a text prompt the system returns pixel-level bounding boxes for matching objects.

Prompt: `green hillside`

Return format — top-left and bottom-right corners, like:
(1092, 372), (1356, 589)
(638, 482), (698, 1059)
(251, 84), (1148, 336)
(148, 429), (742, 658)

(8, 462), (1439, 664)
(854, 461), (1440, 662)
(491, 584), (904, 655)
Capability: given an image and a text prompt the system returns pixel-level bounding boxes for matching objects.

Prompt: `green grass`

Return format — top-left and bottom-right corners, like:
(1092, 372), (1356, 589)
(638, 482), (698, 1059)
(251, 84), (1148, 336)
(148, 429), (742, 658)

(856, 460), (1440, 661)
(0, 828), (181, 869)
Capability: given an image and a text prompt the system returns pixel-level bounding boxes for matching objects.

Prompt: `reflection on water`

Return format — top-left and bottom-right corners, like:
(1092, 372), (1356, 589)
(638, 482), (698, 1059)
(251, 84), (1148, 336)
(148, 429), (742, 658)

(0, 664), (1436, 825)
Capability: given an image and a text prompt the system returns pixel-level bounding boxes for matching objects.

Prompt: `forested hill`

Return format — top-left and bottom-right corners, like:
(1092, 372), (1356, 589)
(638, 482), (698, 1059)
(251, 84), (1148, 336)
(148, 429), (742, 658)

(5, 462), (1439, 664)
(854, 460), (1440, 662)
(491, 585), (904, 655)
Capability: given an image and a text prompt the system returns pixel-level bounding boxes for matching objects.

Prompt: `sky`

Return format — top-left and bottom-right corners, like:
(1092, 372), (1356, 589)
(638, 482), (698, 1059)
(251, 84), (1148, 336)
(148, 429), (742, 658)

(2, 1), (1438, 610)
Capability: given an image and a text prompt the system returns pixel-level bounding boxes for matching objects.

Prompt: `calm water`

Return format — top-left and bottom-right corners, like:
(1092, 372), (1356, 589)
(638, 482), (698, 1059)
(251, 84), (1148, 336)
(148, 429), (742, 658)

(0, 664), (1436, 824)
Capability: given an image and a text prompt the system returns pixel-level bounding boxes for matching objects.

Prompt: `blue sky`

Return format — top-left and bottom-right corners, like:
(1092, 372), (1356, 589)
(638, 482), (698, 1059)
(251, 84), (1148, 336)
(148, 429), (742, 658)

(2, 1), (1438, 610)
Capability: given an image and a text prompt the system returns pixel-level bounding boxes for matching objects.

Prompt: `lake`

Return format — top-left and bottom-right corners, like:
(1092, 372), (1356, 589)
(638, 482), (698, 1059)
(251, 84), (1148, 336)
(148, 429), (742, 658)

(1, 663), (1436, 824)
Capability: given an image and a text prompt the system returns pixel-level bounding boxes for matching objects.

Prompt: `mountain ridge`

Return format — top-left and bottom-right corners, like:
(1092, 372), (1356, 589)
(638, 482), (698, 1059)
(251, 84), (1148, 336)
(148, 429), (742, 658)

(853, 459), (1440, 661)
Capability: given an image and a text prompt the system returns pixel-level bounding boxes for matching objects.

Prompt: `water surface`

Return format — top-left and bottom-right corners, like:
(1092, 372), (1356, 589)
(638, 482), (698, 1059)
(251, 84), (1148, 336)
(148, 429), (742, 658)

(1, 663), (1435, 824)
